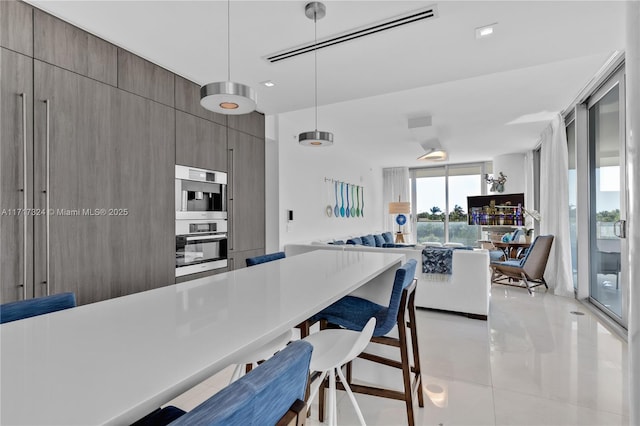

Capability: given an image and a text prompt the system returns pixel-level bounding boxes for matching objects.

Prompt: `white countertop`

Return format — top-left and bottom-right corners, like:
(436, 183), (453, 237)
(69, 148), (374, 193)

(1, 250), (404, 425)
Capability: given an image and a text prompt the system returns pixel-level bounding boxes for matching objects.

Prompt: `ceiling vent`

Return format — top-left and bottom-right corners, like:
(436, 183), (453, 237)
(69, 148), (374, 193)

(265, 5), (439, 64)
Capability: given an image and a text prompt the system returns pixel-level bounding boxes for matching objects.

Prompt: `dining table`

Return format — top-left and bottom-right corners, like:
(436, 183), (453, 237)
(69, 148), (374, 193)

(492, 240), (531, 259)
(0, 249), (404, 425)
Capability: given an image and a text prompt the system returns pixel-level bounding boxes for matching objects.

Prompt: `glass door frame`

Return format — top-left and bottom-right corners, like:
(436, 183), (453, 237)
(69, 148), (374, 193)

(586, 66), (628, 327)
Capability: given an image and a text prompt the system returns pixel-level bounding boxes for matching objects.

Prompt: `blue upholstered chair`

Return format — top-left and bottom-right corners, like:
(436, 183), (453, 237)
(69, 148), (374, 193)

(488, 229), (524, 261)
(134, 340), (313, 426)
(311, 259), (424, 425)
(0, 292), (76, 324)
(245, 251), (285, 267)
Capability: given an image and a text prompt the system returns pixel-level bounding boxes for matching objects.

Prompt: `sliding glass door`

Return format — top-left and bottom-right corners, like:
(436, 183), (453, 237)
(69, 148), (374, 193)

(588, 68), (627, 325)
(411, 164), (487, 246)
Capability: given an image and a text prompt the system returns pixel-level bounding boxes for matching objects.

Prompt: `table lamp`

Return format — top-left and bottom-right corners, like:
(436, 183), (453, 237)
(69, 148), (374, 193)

(388, 199), (410, 243)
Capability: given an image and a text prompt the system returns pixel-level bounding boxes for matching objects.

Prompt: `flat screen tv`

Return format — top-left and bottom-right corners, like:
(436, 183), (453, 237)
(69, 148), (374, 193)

(467, 193), (525, 226)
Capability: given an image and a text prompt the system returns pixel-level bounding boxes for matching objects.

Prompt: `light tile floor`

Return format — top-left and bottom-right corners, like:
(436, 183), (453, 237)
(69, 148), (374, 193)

(168, 285), (629, 426)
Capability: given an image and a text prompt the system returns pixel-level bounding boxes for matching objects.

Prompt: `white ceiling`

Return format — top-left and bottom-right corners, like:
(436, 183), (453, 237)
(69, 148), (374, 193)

(28, 0), (626, 167)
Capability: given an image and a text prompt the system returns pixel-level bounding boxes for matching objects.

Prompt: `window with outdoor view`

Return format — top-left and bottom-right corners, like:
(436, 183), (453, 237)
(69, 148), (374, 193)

(412, 163), (489, 246)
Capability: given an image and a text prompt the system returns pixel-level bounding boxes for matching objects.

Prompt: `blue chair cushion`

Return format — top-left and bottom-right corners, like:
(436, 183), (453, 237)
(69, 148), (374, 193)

(170, 340), (313, 426)
(131, 406), (186, 426)
(246, 252), (285, 267)
(0, 292), (76, 324)
(360, 235), (376, 247)
(373, 234), (385, 247)
(346, 237), (363, 245)
(312, 259), (417, 337)
(382, 232), (394, 244)
(489, 250), (506, 261)
(491, 259), (523, 268)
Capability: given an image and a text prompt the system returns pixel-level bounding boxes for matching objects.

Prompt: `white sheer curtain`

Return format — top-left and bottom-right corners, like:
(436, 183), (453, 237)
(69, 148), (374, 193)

(524, 151), (537, 233)
(383, 167), (411, 237)
(539, 114), (574, 297)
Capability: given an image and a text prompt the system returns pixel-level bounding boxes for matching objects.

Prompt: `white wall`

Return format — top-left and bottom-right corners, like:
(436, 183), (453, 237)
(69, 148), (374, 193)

(492, 153), (526, 195)
(274, 114), (384, 246)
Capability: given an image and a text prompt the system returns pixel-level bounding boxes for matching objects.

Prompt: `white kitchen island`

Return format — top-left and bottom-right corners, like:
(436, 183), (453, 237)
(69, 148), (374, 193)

(0, 250), (404, 425)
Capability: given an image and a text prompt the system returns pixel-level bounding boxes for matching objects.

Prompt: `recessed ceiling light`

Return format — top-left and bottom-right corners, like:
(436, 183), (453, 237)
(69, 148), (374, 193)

(475, 23), (497, 39)
(261, 80), (276, 87)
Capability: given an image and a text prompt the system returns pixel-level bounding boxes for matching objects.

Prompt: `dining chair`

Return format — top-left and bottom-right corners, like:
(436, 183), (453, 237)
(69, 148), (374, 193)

(490, 234), (555, 294)
(488, 228), (524, 261)
(303, 317), (376, 426)
(231, 251), (291, 382)
(0, 292), (76, 324)
(133, 340), (313, 426)
(310, 259), (424, 426)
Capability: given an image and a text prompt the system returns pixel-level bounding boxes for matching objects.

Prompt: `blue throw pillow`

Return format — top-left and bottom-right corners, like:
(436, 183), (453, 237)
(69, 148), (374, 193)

(346, 237), (363, 245)
(382, 232), (394, 244)
(361, 235), (375, 247)
(373, 234), (385, 247)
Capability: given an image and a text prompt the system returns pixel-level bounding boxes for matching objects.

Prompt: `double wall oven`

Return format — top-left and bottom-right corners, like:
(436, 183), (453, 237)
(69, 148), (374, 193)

(175, 165), (228, 277)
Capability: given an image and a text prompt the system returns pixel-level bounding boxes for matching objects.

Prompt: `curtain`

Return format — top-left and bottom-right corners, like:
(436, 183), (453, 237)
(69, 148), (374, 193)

(523, 151), (537, 234)
(383, 167), (411, 237)
(539, 114), (574, 297)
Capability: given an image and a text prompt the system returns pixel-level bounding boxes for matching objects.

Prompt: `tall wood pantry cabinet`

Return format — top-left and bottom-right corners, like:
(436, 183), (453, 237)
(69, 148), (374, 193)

(1, 0), (266, 302)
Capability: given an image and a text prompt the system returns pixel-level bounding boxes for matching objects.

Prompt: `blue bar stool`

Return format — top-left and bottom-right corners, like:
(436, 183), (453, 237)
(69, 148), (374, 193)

(133, 340), (313, 426)
(311, 259), (424, 426)
(0, 292), (76, 324)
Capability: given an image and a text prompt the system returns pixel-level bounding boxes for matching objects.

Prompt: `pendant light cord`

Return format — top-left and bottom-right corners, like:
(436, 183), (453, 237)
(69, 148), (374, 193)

(227, 0), (231, 81)
(314, 11), (318, 131)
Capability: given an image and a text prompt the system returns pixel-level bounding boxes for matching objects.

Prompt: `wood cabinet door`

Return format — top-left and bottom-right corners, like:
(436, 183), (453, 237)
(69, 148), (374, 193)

(33, 10), (117, 86)
(228, 129), (265, 253)
(33, 61), (174, 305)
(0, 0), (33, 57)
(0, 48), (33, 303)
(176, 111), (227, 171)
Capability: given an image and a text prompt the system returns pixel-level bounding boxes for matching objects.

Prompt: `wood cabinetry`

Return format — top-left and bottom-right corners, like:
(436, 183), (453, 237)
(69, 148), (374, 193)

(1, 0), (266, 296)
(228, 129), (265, 258)
(176, 111), (227, 172)
(117, 48), (174, 107)
(175, 76), (226, 125)
(0, 48), (34, 303)
(228, 112), (265, 139)
(0, 0), (33, 57)
(33, 10), (117, 86)
(32, 61), (174, 304)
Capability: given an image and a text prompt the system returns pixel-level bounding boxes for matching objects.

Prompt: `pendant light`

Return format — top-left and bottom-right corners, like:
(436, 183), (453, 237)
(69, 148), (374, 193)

(200, 0), (256, 115)
(298, 2), (334, 147)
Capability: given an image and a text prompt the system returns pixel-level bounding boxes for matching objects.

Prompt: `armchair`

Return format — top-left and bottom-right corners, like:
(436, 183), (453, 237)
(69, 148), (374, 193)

(490, 235), (554, 294)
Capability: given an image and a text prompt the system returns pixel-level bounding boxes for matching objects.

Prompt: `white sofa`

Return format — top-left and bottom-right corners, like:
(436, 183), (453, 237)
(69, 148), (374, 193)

(285, 241), (490, 319)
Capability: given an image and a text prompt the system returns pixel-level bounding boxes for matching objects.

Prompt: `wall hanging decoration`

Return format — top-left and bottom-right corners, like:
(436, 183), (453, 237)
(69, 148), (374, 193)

(324, 178), (363, 218)
(485, 172), (507, 192)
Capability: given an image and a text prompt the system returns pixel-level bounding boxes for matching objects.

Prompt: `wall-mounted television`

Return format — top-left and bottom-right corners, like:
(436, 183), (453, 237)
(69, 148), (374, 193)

(467, 193), (525, 226)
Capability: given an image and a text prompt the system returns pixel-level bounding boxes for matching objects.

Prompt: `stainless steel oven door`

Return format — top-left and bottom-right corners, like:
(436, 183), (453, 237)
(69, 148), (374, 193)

(176, 233), (228, 277)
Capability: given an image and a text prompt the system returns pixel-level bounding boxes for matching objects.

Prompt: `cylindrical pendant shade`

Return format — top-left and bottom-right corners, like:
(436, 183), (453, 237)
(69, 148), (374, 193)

(200, 81), (257, 115)
(298, 130), (334, 147)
